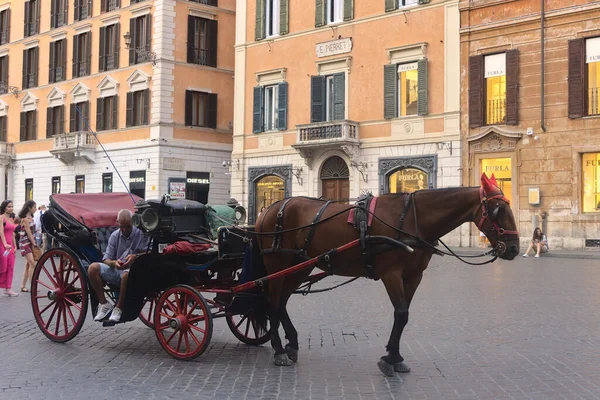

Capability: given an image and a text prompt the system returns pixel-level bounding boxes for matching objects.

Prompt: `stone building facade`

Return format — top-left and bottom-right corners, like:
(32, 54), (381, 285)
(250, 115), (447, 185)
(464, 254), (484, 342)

(232, 0), (464, 244)
(0, 0), (235, 208)
(460, 0), (600, 249)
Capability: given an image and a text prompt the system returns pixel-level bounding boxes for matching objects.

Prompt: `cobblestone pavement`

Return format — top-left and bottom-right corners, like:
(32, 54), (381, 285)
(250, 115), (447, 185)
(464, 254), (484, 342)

(1, 254), (599, 400)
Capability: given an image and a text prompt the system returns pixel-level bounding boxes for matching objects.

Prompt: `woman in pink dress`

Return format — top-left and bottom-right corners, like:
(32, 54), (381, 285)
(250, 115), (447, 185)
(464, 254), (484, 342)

(0, 200), (18, 297)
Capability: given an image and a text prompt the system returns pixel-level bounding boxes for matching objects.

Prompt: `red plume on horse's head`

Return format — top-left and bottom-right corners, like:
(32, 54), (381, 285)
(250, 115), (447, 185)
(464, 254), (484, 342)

(480, 173), (499, 194)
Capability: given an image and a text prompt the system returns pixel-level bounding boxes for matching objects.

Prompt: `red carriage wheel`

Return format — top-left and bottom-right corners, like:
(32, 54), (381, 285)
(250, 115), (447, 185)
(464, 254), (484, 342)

(226, 311), (271, 346)
(154, 285), (213, 360)
(31, 248), (89, 343)
(138, 295), (158, 329)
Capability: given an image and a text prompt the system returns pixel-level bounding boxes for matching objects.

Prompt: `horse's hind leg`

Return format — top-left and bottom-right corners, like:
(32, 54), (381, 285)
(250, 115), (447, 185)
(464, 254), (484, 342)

(266, 278), (294, 366)
(378, 269), (411, 377)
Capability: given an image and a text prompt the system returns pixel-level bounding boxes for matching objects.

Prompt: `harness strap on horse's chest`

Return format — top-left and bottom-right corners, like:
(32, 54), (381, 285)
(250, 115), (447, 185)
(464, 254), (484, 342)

(272, 198), (294, 250)
(302, 200), (331, 256)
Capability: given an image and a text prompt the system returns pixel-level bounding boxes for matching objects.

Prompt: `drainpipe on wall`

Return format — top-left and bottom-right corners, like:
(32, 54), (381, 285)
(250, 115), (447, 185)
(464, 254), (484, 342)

(540, 0), (547, 132)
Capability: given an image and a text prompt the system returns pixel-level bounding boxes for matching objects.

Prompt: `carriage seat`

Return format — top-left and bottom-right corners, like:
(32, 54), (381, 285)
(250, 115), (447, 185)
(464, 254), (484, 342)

(95, 227), (119, 254)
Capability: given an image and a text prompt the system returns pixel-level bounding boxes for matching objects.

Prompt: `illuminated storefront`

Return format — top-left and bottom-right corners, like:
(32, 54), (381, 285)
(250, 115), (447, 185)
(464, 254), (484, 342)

(378, 156), (436, 194)
(248, 165), (292, 224)
(255, 176), (285, 219)
(480, 157), (512, 203)
(582, 153), (600, 213)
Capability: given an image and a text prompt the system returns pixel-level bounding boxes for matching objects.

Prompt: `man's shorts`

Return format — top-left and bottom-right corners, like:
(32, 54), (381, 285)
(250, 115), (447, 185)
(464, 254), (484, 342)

(98, 263), (127, 286)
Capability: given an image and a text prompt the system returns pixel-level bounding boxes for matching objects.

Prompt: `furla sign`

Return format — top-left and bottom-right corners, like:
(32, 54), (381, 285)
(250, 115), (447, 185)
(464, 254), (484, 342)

(316, 38), (352, 58)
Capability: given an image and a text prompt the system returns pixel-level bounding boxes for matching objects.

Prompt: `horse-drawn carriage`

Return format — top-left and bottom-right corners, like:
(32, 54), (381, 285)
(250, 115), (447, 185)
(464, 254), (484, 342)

(31, 174), (520, 375)
(31, 192), (271, 360)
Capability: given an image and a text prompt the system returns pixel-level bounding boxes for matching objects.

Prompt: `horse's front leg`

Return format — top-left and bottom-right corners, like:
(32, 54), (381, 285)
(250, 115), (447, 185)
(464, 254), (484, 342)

(378, 270), (411, 376)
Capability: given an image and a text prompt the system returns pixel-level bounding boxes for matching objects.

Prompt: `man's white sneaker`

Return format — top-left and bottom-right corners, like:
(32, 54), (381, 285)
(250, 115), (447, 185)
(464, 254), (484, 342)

(522, 254), (528, 258)
(108, 307), (122, 323)
(94, 303), (114, 321)
(534, 254), (539, 258)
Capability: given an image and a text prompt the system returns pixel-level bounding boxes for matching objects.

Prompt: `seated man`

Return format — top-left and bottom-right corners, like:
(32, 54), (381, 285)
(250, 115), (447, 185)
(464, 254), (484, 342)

(89, 209), (149, 323)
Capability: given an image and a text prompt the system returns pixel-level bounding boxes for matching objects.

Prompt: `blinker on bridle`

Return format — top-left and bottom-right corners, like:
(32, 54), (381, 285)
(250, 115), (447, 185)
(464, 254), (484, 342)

(477, 187), (519, 254)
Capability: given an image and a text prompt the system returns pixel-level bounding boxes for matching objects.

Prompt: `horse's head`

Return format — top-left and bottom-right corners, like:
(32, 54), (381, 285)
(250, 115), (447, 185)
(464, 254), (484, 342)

(476, 173), (520, 260)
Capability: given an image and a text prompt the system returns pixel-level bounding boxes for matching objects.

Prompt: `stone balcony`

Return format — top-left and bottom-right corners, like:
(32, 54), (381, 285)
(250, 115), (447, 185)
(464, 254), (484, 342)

(292, 120), (360, 168)
(0, 142), (14, 166)
(50, 132), (97, 164)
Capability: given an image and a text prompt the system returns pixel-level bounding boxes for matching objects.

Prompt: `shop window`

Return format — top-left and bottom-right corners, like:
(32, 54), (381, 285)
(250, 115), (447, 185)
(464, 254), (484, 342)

(388, 168), (427, 193)
(103, 173), (113, 193)
(186, 172), (210, 204)
(130, 170), (146, 199)
(75, 175), (85, 193)
(586, 38), (600, 116)
(255, 175), (285, 220)
(25, 179), (33, 201)
(582, 153), (600, 213)
(480, 157), (512, 203)
(51, 177), (61, 194)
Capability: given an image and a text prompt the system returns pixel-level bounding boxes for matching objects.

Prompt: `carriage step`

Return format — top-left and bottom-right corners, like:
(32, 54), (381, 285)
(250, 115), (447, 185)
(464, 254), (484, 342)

(102, 321), (117, 327)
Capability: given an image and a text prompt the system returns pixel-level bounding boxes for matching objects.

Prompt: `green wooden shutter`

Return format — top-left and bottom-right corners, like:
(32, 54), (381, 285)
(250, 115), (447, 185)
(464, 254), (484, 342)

(46, 107), (54, 138)
(20, 112), (26, 141)
(73, 35), (79, 78)
(60, 39), (67, 81)
(255, 0), (265, 41)
(0, 56), (7, 88)
(32, 47), (38, 87)
(343, 0), (354, 21)
(111, 96), (118, 129)
(129, 18), (136, 65)
(315, 0), (325, 27)
(143, 89), (150, 125)
(23, 2), (29, 37)
(70, 103), (76, 132)
(0, 116), (6, 141)
(62, 0), (68, 27)
(208, 93), (218, 129)
(384, 64), (397, 119)
(99, 26), (106, 72)
(51, 0), (57, 29)
(280, 0), (289, 35)
(208, 20), (218, 67)
(185, 90), (193, 126)
(74, 0), (80, 21)
(278, 82), (288, 131)
(568, 39), (585, 119)
(418, 0), (431, 4)
(252, 86), (264, 133)
(22, 49), (28, 88)
(468, 55), (484, 128)
(59, 105), (65, 134)
(187, 16), (195, 63)
(126, 92), (134, 127)
(385, 0), (398, 12)
(333, 73), (345, 121)
(35, 0), (40, 34)
(417, 58), (428, 116)
(49, 42), (56, 84)
(85, 32), (91, 75)
(96, 98), (104, 131)
(3, 8), (10, 44)
(113, 23), (120, 68)
(311, 76), (325, 123)
(32, 110), (37, 140)
(145, 14), (152, 54)
(505, 49), (519, 125)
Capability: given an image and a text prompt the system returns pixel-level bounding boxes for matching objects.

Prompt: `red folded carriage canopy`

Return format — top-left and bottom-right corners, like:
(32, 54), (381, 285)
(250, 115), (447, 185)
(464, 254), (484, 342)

(50, 193), (142, 229)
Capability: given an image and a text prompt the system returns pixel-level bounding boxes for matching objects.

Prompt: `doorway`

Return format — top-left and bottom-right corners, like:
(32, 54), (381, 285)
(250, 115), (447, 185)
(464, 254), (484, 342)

(320, 156), (350, 203)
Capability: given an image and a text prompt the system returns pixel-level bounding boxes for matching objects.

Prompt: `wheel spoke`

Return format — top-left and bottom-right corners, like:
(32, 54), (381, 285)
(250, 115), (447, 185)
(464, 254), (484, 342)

(176, 331), (183, 353)
(188, 315), (206, 324)
(64, 290), (82, 296)
(186, 300), (198, 318)
(188, 328), (202, 347)
(41, 266), (59, 288)
(165, 298), (178, 314)
(54, 304), (62, 336)
(49, 257), (61, 286)
(39, 300), (57, 316)
(44, 303), (59, 330)
(158, 323), (171, 331)
(165, 329), (178, 345)
(251, 319), (260, 339)
(65, 302), (77, 326)
(190, 325), (206, 334)
(61, 303), (69, 335)
(159, 311), (173, 320)
(182, 293), (189, 316)
(244, 317), (251, 338)
(36, 279), (54, 291)
(67, 273), (81, 288)
(64, 297), (82, 312)
(235, 314), (248, 330)
(183, 330), (190, 354)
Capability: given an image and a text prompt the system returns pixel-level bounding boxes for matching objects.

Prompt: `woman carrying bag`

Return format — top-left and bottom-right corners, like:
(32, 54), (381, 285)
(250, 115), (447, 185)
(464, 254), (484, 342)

(18, 200), (39, 292)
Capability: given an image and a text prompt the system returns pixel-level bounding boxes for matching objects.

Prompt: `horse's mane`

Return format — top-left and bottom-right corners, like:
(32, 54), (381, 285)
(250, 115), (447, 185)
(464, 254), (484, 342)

(381, 186), (479, 198)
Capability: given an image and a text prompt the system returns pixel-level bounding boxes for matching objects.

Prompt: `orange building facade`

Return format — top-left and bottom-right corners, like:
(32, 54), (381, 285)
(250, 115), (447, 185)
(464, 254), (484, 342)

(460, 0), (600, 249)
(0, 0), (234, 207)
(232, 0), (464, 243)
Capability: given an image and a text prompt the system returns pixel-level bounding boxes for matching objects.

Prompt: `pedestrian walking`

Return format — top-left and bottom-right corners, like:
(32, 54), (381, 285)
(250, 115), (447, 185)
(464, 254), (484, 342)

(0, 200), (18, 296)
(18, 200), (38, 292)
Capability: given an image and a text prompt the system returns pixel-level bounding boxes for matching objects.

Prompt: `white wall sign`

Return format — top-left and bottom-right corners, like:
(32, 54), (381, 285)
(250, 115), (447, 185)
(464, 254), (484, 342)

(163, 157), (185, 171)
(316, 38), (352, 58)
(397, 62), (418, 72)
(484, 53), (506, 78)
(586, 37), (600, 63)
(187, 178), (210, 184)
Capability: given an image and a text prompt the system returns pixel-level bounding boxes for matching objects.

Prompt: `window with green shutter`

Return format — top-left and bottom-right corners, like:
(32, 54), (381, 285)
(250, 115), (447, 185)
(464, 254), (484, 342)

(256, 0), (288, 40)
(253, 82), (288, 133)
(386, 0), (429, 12)
(383, 59), (427, 118)
(311, 73), (345, 122)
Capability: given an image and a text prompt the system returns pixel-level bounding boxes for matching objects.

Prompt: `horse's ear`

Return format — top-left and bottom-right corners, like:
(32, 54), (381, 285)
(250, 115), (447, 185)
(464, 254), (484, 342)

(480, 173), (497, 194)
(490, 173), (499, 187)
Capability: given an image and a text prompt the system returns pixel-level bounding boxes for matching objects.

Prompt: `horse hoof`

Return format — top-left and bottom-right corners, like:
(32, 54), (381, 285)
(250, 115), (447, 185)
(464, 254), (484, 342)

(285, 345), (298, 363)
(377, 358), (395, 377)
(274, 353), (294, 366)
(394, 362), (411, 373)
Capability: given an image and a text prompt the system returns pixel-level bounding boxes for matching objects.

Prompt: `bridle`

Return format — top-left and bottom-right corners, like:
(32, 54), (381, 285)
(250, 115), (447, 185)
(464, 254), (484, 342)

(476, 187), (519, 255)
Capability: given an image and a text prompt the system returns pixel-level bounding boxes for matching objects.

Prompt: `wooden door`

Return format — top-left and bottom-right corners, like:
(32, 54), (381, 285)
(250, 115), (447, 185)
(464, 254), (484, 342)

(322, 178), (349, 203)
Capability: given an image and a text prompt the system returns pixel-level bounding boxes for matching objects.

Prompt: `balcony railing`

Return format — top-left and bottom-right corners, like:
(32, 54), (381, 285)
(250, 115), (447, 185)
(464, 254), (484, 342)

(188, 47), (214, 67)
(189, 0), (218, 5)
(588, 87), (600, 116)
(296, 120), (359, 143)
(53, 132), (96, 151)
(486, 98), (506, 125)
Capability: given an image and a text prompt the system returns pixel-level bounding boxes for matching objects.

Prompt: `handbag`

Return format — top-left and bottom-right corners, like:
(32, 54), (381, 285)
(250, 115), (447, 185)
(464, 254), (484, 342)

(32, 245), (42, 262)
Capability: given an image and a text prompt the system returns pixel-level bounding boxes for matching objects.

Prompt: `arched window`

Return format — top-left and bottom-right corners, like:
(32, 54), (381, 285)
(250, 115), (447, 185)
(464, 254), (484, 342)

(320, 156), (349, 179)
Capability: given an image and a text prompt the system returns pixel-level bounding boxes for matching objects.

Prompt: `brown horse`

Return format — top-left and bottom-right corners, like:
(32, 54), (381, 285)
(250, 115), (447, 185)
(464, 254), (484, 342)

(254, 173), (519, 376)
